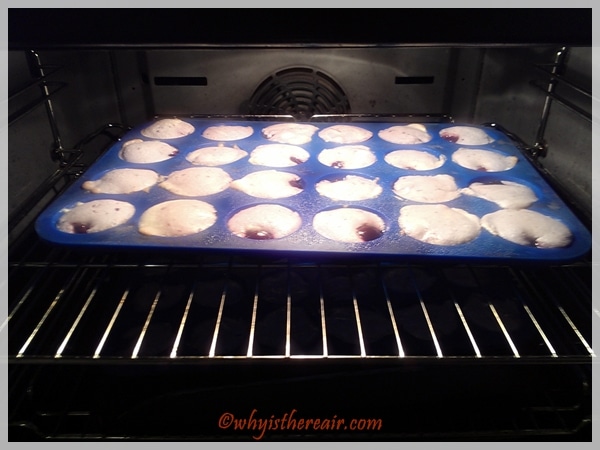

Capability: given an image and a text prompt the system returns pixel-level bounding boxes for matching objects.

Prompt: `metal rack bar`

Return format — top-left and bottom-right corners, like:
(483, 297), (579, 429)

(352, 296), (367, 358)
(453, 301), (481, 358)
(319, 274), (329, 358)
(488, 303), (520, 358)
(208, 280), (228, 358)
(380, 272), (405, 358)
(521, 304), (558, 358)
(530, 81), (592, 122)
(420, 300), (443, 358)
(93, 286), (130, 359)
(284, 266), (292, 358)
(533, 59), (592, 122)
(556, 307), (594, 357)
(8, 81), (67, 126)
(533, 46), (568, 155)
(131, 289), (162, 359)
(409, 266), (443, 358)
(246, 276), (260, 358)
(170, 283), (197, 358)
(8, 64), (62, 100)
(26, 50), (66, 160)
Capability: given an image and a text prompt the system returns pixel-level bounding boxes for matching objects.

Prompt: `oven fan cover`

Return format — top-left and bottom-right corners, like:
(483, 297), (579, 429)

(247, 67), (351, 120)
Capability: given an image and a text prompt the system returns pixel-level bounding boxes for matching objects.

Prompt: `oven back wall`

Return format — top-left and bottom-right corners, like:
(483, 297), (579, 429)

(141, 48), (469, 117)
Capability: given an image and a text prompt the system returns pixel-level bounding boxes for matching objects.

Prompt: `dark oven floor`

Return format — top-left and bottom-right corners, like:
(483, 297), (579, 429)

(8, 361), (592, 441)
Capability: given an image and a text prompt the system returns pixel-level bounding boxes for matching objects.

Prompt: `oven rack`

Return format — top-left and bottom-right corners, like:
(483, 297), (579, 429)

(6, 232), (594, 440)
(6, 229), (594, 363)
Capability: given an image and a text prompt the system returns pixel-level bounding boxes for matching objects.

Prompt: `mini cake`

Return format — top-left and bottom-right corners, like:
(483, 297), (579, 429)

(249, 144), (310, 167)
(138, 199), (217, 237)
(315, 175), (382, 201)
(118, 139), (179, 163)
(481, 209), (572, 248)
(227, 204), (302, 240)
(185, 144), (248, 166)
(261, 123), (319, 145)
(57, 199), (136, 234)
(230, 170), (304, 199)
(398, 204), (481, 246)
(392, 174), (461, 203)
(141, 118), (195, 139)
(81, 168), (161, 194)
(158, 167), (232, 197)
(317, 124), (373, 144)
(202, 124), (254, 141)
(317, 145), (377, 169)
(452, 148), (518, 172)
(384, 149), (446, 170)
(312, 207), (385, 243)
(378, 124), (432, 145)
(439, 126), (494, 145)
(461, 180), (538, 209)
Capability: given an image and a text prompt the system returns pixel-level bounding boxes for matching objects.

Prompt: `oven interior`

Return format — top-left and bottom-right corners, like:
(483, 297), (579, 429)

(7, 11), (593, 441)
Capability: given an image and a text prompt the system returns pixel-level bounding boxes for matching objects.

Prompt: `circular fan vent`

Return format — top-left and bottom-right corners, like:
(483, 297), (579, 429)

(247, 67), (351, 120)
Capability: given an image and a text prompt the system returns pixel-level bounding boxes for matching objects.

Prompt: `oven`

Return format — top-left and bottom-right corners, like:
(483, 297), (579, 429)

(7, 8), (594, 441)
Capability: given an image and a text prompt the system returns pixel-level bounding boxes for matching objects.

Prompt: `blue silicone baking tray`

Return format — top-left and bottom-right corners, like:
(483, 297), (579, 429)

(34, 117), (592, 263)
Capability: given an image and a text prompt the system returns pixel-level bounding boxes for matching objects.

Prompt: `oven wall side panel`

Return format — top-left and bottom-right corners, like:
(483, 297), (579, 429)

(8, 50), (127, 241)
(472, 47), (555, 145)
(472, 46), (591, 217)
(8, 52), (60, 219)
(42, 50), (125, 153)
(536, 47), (592, 217)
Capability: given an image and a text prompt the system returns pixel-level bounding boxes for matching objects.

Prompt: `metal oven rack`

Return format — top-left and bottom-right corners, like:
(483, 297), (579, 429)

(7, 239), (594, 363)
